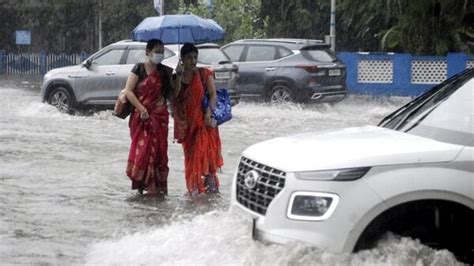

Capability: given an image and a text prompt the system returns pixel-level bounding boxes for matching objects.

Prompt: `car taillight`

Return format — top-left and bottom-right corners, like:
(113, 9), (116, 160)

(295, 65), (319, 73)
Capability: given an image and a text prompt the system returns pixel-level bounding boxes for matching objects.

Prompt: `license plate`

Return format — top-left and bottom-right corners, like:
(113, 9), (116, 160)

(214, 71), (231, 79)
(328, 69), (341, 76)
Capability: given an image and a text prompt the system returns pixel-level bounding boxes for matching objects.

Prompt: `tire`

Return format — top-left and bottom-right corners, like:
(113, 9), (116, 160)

(48, 86), (74, 114)
(268, 84), (295, 104)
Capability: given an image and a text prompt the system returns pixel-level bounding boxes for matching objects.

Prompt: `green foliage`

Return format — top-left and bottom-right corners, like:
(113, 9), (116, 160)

(1, 0), (472, 55)
(178, 0), (267, 43)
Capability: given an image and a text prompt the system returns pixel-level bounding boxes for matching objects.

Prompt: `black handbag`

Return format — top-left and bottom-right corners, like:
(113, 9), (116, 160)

(114, 91), (132, 119)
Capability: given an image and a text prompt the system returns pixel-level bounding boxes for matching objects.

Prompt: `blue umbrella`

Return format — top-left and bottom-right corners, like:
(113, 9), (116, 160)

(131, 14), (226, 44)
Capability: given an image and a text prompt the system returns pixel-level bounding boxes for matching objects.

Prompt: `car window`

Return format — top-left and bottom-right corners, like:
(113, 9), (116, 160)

(278, 47), (293, 58)
(245, 46), (277, 62)
(93, 49), (125, 65)
(381, 75), (474, 146)
(198, 48), (230, 64)
(222, 45), (245, 62)
(302, 49), (337, 62)
(126, 49), (145, 64)
(126, 47), (175, 65)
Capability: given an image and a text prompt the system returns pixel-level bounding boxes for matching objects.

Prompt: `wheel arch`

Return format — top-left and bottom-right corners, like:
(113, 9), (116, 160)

(343, 191), (473, 253)
(263, 77), (296, 99)
(44, 80), (77, 104)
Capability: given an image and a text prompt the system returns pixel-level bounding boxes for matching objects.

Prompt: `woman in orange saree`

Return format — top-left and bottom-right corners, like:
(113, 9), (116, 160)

(172, 43), (223, 196)
(120, 39), (173, 195)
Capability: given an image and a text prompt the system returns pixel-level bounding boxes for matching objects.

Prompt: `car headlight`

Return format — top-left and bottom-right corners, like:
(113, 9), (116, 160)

(294, 167), (370, 181)
(287, 191), (339, 221)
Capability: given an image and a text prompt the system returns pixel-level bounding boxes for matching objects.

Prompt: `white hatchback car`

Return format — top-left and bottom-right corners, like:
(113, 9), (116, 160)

(231, 68), (473, 263)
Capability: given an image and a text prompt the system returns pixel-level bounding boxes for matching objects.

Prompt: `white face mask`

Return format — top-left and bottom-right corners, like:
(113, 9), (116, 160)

(150, 53), (164, 64)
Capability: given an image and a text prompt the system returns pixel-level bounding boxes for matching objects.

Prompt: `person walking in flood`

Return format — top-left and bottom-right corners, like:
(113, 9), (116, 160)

(172, 43), (223, 196)
(119, 39), (173, 195)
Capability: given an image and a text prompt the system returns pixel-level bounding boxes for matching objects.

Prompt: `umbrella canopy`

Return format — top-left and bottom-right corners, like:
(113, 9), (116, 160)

(131, 14), (226, 44)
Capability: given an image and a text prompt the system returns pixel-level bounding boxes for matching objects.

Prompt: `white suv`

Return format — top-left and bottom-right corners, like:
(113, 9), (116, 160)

(231, 68), (474, 263)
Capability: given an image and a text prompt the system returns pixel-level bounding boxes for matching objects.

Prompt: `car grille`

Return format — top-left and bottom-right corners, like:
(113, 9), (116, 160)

(236, 157), (286, 215)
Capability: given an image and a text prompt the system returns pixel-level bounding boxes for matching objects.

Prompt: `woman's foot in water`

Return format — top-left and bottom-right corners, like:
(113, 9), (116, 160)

(204, 175), (219, 194)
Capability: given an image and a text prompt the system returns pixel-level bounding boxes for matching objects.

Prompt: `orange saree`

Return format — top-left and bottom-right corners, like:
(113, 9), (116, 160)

(173, 68), (223, 195)
(126, 70), (169, 195)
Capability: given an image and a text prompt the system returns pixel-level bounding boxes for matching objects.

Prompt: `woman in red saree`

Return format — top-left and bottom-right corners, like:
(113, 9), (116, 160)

(120, 39), (173, 195)
(172, 43), (223, 196)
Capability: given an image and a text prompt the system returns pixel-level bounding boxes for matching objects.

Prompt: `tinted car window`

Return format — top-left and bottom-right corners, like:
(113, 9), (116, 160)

(381, 75), (474, 146)
(126, 48), (175, 65)
(223, 45), (245, 62)
(302, 49), (337, 62)
(93, 49), (124, 65)
(198, 48), (230, 64)
(245, 46), (277, 62)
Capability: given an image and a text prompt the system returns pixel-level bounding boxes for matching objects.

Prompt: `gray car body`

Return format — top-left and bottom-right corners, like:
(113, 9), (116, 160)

(40, 40), (240, 110)
(221, 38), (347, 103)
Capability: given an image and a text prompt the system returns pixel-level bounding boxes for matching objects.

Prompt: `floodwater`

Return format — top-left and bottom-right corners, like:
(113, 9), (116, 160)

(0, 80), (462, 265)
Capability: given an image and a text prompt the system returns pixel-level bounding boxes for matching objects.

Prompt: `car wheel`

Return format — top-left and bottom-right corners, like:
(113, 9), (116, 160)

(48, 86), (74, 114)
(268, 84), (294, 104)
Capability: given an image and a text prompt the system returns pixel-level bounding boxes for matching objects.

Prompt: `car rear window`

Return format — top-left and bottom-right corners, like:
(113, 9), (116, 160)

(198, 48), (230, 64)
(302, 49), (337, 62)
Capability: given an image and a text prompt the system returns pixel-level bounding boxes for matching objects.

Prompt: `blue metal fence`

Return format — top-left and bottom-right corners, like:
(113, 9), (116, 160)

(0, 50), (89, 76)
(1, 50), (473, 97)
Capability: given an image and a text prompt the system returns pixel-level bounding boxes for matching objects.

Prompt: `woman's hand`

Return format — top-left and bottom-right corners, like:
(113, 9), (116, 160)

(175, 60), (183, 76)
(140, 108), (149, 121)
(204, 110), (213, 127)
(204, 109), (216, 127)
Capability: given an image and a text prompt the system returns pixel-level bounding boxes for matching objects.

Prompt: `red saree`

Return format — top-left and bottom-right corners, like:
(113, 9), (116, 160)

(173, 68), (223, 195)
(126, 70), (169, 195)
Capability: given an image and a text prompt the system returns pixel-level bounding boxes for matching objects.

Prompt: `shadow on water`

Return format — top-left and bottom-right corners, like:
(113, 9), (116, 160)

(125, 192), (226, 219)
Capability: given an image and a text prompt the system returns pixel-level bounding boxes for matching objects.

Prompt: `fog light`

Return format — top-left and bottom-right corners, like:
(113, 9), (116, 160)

(287, 192), (339, 221)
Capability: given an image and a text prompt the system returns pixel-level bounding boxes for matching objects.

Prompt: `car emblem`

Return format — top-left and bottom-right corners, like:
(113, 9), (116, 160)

(244, 170), (259, 189)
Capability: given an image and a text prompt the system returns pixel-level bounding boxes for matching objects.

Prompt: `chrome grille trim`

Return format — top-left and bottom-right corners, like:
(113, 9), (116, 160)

(236, 157), (286, 215)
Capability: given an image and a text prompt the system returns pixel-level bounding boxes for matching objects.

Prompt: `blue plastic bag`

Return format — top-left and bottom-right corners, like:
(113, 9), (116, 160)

(202, 88), (232, 126)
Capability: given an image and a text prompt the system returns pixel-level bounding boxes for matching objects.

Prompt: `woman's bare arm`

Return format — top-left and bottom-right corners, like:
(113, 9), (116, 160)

(121, 73), (148, 120)
(204, 73), (217, 127)
(205, 73), (217, 110)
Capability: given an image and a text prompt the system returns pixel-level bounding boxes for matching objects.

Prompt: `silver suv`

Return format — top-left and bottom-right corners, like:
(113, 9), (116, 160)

(41, 40), (240, 113)
(221, 38), (347, 104)
(231, 68), (474, 263)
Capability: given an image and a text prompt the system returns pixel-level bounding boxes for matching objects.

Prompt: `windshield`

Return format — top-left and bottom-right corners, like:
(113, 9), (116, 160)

(379, 71), (474, 146)
(198, 48), (231, 64)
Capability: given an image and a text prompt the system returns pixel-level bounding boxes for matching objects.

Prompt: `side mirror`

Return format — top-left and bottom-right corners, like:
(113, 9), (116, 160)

(82, 59), (92, 69)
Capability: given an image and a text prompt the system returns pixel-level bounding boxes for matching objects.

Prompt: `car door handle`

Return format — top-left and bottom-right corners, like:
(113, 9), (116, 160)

(68, 74), (88, 78)
(105, 71), (116, 76)
(265, 67), (276, 72)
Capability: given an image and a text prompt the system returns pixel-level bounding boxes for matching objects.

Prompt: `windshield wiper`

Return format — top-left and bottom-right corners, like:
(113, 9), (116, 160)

(218, 60), (231, 64)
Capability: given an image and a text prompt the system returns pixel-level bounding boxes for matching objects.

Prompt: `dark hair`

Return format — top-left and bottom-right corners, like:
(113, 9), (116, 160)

(146, 39), (164, 53)
(180, 43), (198, 58)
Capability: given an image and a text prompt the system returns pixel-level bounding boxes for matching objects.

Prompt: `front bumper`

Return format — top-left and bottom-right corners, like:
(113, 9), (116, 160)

(231, 170), (384, 253)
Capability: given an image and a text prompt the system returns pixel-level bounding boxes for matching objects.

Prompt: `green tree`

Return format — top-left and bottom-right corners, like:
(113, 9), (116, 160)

(179, 0), (267, 43)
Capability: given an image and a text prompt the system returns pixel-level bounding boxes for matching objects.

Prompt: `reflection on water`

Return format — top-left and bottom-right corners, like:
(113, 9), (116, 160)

(0, 83), (461, 265)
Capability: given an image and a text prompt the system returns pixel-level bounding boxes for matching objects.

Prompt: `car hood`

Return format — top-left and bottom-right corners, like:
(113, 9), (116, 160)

(242, 126), (463, 172)
(46, 65), (82, 75)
